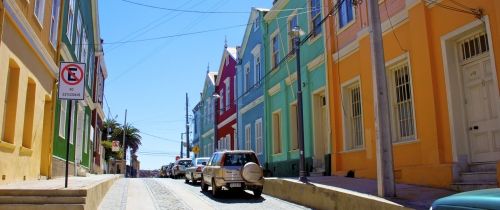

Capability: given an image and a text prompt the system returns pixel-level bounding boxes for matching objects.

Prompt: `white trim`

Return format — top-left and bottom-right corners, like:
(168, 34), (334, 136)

(202, 129), (214, 138)
(307, 53), (325, 71)
(340, 76), (364, 151)
(332, 41), (359, 63)
(217, 113), (236, 129)
(239, 96), (264, 115)
(268, 83), (281, 96)
(285, 72), (297, 85)
(255, 118), (263, 155)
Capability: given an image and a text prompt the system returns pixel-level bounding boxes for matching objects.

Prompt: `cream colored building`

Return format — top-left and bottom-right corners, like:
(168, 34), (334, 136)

(0, 0), (61, 184)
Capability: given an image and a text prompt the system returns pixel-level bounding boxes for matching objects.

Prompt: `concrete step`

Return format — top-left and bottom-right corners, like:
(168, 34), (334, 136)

(0, 189), (86, 197)
(469, 162), (497, 172)
(460, 171), (497, 183)
(0, 204), (84, 210)
(450, 182), (498, 192)
(0, 196), (86, 204)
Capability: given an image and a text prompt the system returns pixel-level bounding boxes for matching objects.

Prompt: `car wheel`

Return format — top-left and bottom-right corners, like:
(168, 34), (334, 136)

(253, 187), (263, 198)
(201, 176), (208, 192)
(211, 179), (221, 197)
(185, 178), (189, 183)
(190, 173), (194, 184)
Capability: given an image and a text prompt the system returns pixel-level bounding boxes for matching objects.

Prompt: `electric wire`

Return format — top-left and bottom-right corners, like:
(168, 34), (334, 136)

(383, 0), (407, 52)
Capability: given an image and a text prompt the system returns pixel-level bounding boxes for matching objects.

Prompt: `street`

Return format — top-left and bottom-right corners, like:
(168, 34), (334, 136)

(98, 178), (311, 210)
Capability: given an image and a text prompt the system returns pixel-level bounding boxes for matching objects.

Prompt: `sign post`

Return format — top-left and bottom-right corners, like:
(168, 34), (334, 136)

(58, 62), (85, 188)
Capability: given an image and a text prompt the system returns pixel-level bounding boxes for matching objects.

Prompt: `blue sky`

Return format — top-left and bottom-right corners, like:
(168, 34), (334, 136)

(99, 0), (273, 170)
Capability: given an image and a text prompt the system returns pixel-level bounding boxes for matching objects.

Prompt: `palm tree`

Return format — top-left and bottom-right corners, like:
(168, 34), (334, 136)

(114, 123), (142, 161)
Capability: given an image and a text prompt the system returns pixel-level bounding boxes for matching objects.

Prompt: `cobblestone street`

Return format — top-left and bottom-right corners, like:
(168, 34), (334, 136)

(98, 178), (311, 210)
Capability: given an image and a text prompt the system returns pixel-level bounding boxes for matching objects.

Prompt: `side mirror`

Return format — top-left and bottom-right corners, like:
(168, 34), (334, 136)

(202, 162), (207, 166)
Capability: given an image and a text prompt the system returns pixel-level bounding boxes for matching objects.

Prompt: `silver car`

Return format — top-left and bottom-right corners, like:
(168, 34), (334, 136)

(200, 150), (264, 197)
(184, 157), (210, 183)
(171, 158), (192, 179)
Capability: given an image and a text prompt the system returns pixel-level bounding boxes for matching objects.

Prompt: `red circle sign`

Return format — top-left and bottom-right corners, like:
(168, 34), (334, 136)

(60, 64), (84, 85)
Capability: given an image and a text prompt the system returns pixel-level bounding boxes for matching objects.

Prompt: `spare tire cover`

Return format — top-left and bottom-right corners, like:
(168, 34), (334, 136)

(241, 162), (262, 183)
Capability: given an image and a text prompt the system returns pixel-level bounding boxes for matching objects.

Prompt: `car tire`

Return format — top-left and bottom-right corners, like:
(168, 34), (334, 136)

(253, 187), (263, 198)
(211, 179), (221, 197)
(190, 173), (194, 184)
(185, 178), (189, 183)
(201, 176), (208, 192)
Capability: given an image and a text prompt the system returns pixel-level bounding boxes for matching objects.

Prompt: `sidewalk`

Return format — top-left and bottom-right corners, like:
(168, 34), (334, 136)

(0, 174), (120, 210)
(264, 176), (457, 210)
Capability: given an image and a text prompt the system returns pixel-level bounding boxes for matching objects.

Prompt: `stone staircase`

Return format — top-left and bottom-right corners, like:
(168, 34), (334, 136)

(451, 162), (498, 192)
(0, 189), (86, 210)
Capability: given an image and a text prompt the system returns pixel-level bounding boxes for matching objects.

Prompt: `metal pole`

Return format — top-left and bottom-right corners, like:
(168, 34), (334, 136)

(186, 93), (190, 158)
(64, 100), (73, 188)
(294, 33), (308, 183)
(122, 109), (127, 177)
(367, 0), (395, 197)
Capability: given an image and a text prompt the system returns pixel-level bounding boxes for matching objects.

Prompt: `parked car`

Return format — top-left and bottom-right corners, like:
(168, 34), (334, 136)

(185, 157), (210, 183)
(171, 158), (192, 179)
(159, 165), (169, 178)
(200, 150), (264, 198)
(165, 163), (174, 178)
(431, 188), (500, 210)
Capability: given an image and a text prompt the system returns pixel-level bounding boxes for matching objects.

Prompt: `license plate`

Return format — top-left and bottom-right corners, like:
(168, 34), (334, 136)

(230, 183), (242, 188)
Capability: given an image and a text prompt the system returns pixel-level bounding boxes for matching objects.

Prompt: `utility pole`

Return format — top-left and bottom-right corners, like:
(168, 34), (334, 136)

(186, 93), (190, 158)
(367, 0), (396, 197)
(180, 133), (184, 158)
(122, 109), (127, 177)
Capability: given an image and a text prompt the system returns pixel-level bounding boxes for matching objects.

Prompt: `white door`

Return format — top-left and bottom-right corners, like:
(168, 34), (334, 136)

(313, 93), (327, 170)
(460, 36), (500, 162)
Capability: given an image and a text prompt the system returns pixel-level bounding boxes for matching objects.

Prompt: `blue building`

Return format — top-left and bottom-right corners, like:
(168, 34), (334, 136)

(198, 71), (218, 158)
(191, 101), (202, 157)
(236, 8), (269, 165)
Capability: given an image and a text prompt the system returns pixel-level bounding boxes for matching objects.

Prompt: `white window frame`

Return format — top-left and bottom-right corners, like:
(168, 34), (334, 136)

(386, 57), (417, 143)
(272, 110), (282, 154)
(255, 118), (263, 155)
(244, 63), (250, 92)
(225, 78), (230, 111)
(336, 0), (356, 31)
(34, 0), (46, 26)
(254, 55), (261, 85)
(220, 89), (224, 114)
(81, 28), (88, 63)
(245, 124), (251, 150)
(287, 11), (298, 53)
(253, 15), (259, 31)
(66, 0), (75, 43)
(226, 134), (231, 150)
(49, 0), (60, 48)
(87, 50), (94, 87)
(74, 12), (82, 59)
(58, 100), (67, 138)
(308, 0), (322, 36)
(341, 77), (364, 151)
(270, 30), (280, 69)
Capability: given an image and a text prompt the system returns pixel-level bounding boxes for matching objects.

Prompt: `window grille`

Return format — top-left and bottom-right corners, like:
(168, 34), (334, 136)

(343, 81), (363, 150)
(389, 61), (416, 142)
(459, 32), (489, 64)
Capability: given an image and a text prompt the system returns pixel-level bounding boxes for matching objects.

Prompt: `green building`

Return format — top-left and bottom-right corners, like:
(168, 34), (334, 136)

(264, 0), (330, 176)
(52, 0), (99, 177)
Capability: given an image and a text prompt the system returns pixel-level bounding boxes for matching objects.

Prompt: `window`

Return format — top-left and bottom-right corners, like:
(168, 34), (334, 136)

(3, 64), (20, 144)
(76, 107), (84, 151)
(88, 50), (94, 87)
(310, 0), (322, 35)
(254, 55), (261, 85)
(272, 34), (280, 69)
(81, 29), (88, 63)
(244, 64), (250, 92)
(253, 15), (260, 31)
(220, 90), (224, 114)
(255, 119), (263, 154)
(22, 80), (36, 149)
(289, 103), (298, 150)
(49, 0), (60, 48)
(59, 100), (67, 138)
(272, 111), (282, 154)
(225, 79), (230, 111)
(343, 81), (363, 150)
(288, 14), (298, 53)
(69, 102), (76, 144)
(34, 0), (46, 25)
(388, 61), (416, 142)
(226, 134), (231, 150)
(66, 0), (75, 42)
(338, 0), (354, 28)
(245, 124), (251, 150)
(75, 12), (82, 59)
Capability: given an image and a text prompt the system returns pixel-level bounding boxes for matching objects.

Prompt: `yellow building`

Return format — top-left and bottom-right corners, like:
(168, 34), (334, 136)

(324, 0), (500, 190)
(0, 0), (61, 184)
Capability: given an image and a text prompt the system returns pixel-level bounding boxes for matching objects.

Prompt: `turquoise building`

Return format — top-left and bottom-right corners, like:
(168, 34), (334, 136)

(198, 72), (218, 158)
(263, 0), (330, 176)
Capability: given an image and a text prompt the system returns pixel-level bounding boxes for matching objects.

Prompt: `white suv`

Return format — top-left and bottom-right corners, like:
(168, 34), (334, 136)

(200, 150), (264, 197)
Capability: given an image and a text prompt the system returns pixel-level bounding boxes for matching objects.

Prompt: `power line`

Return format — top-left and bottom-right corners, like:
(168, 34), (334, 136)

(120, 0), (248, 14)
(139, 131), (180, 143)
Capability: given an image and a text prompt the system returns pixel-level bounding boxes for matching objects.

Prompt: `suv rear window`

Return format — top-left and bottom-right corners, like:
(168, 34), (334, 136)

(223, 153), (259, 166)
(178, 160), (191, 165)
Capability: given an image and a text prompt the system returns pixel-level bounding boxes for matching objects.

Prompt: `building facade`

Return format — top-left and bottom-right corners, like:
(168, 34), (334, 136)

(52, 0), (99, 177)
(323, 0), (500, 190)
(216, 45), (238, 151)
(191, 100), (201, 158)
(91, 40), (107, 174)
(264, 0), (330, 177)
(198, 72), (217, 157)
(236, 8), (269, 164)
(0, 0), (61, 184)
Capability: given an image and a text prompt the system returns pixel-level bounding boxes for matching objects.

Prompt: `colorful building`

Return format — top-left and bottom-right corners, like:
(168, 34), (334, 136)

(215, 44), (238, 151)
(264, 0), (330, 177)
(191, 100), (202, 158)
(91, 40), (107, 174)
(236, 8), (269, 164)
(0, 0), (61, 184)
(323, 0), (500, 190)
(52, 0), (100, 177)
(198, 71), (217, 157)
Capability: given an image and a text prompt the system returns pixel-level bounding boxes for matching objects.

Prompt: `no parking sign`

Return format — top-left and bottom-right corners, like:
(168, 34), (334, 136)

(58, 62), (86, 100)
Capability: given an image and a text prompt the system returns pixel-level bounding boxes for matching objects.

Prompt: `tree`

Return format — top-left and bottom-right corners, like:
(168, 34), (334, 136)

(101, 119), (142, 161)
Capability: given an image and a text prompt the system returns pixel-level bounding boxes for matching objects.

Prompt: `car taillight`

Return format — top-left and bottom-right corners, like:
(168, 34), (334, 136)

(220, 154), (226, 167)
(196, 166), (202, 172)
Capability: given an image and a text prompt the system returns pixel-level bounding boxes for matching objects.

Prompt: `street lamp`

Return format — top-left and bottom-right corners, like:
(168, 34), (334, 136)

(212, 93), (220, 151)
(289, 26), (308, 183)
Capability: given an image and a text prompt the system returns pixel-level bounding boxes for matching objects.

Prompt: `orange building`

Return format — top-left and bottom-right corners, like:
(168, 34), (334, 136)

(323, 0), (500, 190)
